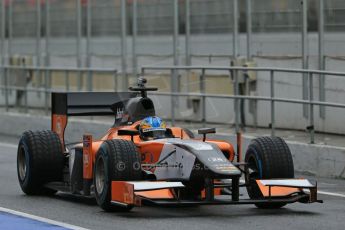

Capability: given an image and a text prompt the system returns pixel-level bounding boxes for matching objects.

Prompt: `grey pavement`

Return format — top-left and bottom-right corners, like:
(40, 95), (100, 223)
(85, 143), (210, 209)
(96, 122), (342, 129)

(0, 132), (345, 230)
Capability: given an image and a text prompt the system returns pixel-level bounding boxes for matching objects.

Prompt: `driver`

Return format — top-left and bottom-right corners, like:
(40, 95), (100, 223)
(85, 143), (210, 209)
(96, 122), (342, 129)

(138, 116), (167, 140)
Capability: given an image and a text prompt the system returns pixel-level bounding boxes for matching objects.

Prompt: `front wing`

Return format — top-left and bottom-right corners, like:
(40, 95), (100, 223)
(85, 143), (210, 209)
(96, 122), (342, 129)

(110, 179), (322, 207)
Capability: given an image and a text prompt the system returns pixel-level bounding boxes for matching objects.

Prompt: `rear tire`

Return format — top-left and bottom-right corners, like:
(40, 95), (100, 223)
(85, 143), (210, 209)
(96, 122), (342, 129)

(94, 139), (142, 212)
(17, 130), (64, 195)
(245, 136), (294, 209)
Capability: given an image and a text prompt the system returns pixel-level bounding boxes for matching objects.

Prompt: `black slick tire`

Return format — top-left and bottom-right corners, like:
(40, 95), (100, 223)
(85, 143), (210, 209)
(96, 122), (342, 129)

(17, 130), (64, 195)
(94, 139), (141, 212)
(245, 136), (294, 209)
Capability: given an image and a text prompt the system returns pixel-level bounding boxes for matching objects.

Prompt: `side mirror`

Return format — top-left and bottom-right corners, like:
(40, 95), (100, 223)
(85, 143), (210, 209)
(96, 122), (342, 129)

(198, 128), (216, 142)
(117, 129), (140, 141)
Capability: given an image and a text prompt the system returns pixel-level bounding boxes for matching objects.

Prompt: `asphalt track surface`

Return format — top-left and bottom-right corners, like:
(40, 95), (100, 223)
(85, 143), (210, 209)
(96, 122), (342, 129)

(1, 138), (345, 230)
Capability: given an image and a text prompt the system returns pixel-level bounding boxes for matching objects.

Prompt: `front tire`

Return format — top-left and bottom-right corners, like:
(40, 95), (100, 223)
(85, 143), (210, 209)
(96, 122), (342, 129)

(245, 136), (294, 209)
(94, 139), (142, 212)
(17, 130), (64, 195)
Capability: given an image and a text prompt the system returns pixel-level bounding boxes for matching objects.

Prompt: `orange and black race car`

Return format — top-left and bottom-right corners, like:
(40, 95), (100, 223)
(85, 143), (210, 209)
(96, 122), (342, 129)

(17, 78), (322, 211)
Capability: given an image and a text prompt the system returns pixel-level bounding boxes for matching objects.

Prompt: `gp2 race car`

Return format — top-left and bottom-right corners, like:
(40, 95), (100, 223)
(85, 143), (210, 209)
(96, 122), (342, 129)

(17, 78), (322, 211)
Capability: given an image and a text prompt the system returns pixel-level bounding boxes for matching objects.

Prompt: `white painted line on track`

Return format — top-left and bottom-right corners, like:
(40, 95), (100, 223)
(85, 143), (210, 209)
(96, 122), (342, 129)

(1, 142), (344, 199)
(0, 207), (89, 230)
(318, 191), (345, 198)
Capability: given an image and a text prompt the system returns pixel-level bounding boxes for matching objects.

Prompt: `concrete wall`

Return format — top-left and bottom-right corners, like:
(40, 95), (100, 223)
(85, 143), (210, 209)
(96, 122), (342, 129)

(222, 133), (345, 179)
(0, 112), (344, 179)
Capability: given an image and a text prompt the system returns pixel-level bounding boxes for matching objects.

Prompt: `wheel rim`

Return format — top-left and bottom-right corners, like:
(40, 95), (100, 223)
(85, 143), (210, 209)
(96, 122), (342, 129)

(18, 145), (27, 181)
(95, 157), (105, 194)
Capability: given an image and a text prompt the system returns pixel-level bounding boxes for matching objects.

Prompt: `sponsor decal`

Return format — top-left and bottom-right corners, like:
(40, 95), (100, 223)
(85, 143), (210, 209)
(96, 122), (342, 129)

(142, 127), (166, 133)
(83, 136), (91, 148)
(141, 152), (154, 163)
(116, 107), (125, 119)
(207, 157), (226, 162)
(123, 184), (134, 204)
(55, 116), (62, 135)
(83, 154), (89, 165)
(215, 165), (239, 172)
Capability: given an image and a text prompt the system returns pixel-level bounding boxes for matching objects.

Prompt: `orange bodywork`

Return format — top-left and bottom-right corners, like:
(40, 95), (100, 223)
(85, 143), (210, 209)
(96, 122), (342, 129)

(55, 118), (236, 199)
(83, 135), (93, 180)
(111, 181), (141, 206)
(256, 180), (301, 197)
(135, 189), (174, 199)
(85, 121), (236, 171)
(111, 182), (174, 205)
(52, 114), (67, 148)
(205, 140), (235, 162)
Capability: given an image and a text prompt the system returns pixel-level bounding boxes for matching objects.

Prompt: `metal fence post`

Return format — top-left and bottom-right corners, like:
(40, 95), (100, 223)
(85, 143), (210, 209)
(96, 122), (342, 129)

(65, 70), (69, 91)
(114, 70), (118, 91)
(233, 0), (238, 58)
(171, 69), (175, 126)
(86, 0), (92, 91)
(36, 0), (42, 96)
(77, 0), (82, 90)
(36, 0), (41, 67)
(172, 0), (179, 124)
(318, 0), (325, 119)
(173, 0), (179, 67)
(309, 73), (315, 144)
(200, 69), (206, 127)
(302, 0), (309, 118)
(185, 0), (191, 66)
(1, 0), (5, 95)
(24, 64), (28, 113)
(4, 68), (9, 112)
(185, 0), (191, 96)
(44, 68), (49, 115)
(45, 0), (50, 113)
(270, 70), (275, 136)
(246, 0), (252, 61)
(8, 0), (12, 62)
(132, 0), (138, 77)
(0, 0), (4, 66)
(173, 0), (179, 66)
(45, 0), (50, 68)
(121, 0), (128, 91)
(233, 69), (239, 133)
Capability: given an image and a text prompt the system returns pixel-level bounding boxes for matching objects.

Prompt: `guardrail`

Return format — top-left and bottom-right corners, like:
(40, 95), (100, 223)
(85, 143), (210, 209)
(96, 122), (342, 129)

(0, 66), (118, 114)
(141, 65), (345, 144)
(1, 64), (345, 144)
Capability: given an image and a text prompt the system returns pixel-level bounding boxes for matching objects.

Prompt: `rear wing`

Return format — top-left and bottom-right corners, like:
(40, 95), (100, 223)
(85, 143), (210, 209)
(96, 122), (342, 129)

(51, 92), (135, 147)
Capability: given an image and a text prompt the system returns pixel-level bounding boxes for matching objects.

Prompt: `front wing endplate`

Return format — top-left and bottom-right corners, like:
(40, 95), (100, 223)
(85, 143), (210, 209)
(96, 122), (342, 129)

(256, 179), (319, 203)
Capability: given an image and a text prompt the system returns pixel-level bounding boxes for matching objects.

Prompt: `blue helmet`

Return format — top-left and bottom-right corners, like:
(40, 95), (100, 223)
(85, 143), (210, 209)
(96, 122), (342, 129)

(139, 116), (167, 140)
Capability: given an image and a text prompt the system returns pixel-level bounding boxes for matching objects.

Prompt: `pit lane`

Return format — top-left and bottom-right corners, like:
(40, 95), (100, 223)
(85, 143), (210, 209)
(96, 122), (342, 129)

(0, 139), (344, 230)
